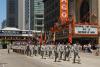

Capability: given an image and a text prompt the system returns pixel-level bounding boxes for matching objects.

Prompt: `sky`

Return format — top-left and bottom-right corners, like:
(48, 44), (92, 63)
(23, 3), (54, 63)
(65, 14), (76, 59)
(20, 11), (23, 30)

(0, 0), (6, 29)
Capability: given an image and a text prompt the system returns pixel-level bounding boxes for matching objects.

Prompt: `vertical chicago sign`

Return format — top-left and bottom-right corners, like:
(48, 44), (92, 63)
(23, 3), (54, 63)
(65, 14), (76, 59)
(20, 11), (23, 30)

(60, 0), (68, 24)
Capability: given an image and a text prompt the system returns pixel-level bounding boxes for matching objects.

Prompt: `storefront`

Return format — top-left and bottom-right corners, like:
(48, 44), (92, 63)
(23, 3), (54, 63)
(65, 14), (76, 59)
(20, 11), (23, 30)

(73, 25), (98, 45)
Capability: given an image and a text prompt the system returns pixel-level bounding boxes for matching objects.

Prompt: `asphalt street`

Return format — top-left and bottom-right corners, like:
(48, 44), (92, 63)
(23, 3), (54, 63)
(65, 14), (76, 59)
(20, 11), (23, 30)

(0, 49), (100, 67)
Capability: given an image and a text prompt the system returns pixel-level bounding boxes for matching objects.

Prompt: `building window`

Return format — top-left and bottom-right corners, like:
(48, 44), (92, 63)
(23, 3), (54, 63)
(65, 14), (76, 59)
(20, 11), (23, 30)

(36, 15), (43, 18)
(37, 27), (42, 31)
(37, 20), (43, 25)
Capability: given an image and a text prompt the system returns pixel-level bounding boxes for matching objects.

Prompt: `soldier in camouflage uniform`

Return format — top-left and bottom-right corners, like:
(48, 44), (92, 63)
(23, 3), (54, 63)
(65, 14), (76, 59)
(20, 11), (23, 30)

(47, 45), (52, 58)
(26, 45), (31, 56)
(73, 43), (81, 63)
(66, 43), (72, 61)
(59, 44), (64, 60)
(41, 44), (45, 59)
(54, 45), (59, 62)
(34, 45), (38, 56)
(63, 45), (67, 61)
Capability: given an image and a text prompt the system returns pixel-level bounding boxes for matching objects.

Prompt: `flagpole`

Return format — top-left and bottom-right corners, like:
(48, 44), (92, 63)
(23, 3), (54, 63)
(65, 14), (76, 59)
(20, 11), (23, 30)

(53, 32), (56, 45)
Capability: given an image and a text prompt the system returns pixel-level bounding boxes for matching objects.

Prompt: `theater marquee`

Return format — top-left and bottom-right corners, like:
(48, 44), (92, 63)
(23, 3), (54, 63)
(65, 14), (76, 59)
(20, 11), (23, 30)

(74, 25), (98, 35)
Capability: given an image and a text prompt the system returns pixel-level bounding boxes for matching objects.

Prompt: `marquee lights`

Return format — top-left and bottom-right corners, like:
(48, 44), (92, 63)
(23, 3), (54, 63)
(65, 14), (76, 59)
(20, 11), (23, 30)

(60, 0), (68, 23)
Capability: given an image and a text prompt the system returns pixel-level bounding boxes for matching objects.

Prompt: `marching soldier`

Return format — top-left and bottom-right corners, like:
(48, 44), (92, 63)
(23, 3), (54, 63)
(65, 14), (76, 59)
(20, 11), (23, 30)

(73, 43), (81, 64)
(41, 44), (45, 59)
(26, 45), (31, 56)
(63, 45), (67, 61)
(48, 45), (52, 58)
(59, 44), (64, 60)
(95, 44), (100, 56)
(66, 43), (72, 61)
(34, 45), (38, 56)
(54, 45), (59, 62)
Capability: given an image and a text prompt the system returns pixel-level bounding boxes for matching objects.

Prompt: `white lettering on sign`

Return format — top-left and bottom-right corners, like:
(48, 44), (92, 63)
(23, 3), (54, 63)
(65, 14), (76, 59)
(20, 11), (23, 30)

(75, 25), (98, 35)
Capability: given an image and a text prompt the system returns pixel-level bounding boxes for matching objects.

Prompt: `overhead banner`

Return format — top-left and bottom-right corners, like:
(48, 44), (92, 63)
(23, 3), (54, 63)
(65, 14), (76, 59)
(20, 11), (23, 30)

(60, 0), (68, 24)
(75, 25), (98, 35)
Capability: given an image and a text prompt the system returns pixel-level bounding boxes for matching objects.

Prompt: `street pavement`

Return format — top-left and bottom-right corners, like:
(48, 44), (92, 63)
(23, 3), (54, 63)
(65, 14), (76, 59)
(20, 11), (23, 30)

(0, 49), (100, 67)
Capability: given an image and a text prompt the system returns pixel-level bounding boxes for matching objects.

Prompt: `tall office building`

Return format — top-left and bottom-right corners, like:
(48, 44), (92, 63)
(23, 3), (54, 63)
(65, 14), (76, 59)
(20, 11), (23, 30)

(7, 0), (44, 31)
(7, 0), (18, 28)
(18, 0), (25, 30)
(25, 0), (44, 32)
(7, 0), (25, 30)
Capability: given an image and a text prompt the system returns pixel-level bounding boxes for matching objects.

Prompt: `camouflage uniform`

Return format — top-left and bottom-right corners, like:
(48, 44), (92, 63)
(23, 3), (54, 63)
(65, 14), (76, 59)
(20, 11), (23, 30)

(41, 45), (45, 59)
(73, 43), (80, 63)
(54, 45), (59, 62)
(59, 45), (64, 60)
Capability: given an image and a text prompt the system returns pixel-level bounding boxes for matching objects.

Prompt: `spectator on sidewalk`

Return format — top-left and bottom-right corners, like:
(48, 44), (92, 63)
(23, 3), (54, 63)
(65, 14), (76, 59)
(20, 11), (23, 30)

(7, 43), (11, 54)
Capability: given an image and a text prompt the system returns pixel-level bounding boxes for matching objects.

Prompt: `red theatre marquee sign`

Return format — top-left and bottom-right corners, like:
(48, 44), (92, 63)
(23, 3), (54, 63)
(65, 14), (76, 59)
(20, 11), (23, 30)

(60, 0), (68, 24)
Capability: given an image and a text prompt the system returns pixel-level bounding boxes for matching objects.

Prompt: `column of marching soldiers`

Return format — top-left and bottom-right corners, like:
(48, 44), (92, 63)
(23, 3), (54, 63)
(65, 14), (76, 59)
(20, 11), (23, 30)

(13, 42), (81, 64)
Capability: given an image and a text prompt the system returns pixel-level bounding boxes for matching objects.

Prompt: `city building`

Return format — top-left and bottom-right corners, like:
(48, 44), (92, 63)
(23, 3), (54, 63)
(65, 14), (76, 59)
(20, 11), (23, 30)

(1, 20), (7, 29)
(7, 0), (18, 28)
(18, 0), (25, 30)
(7, 0), (44, 32)
(0, 27), (33, 44)
(98, 0), (100, 44)
(25, 0), (44, 32)
(43, 0), (99, 44)
(7, 0), (25, 30)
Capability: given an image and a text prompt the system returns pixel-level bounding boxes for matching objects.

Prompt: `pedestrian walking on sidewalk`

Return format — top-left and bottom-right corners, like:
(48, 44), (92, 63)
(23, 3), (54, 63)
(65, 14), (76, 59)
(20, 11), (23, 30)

(7, 44), (11, 54)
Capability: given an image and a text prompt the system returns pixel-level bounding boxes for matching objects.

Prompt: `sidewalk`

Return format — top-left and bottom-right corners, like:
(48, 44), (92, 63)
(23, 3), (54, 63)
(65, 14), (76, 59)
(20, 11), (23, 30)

(0, 49), (100, 67)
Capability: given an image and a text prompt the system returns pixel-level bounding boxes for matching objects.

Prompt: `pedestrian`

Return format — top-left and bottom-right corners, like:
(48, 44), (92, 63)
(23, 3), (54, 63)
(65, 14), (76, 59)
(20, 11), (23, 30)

(7, 43), (11, 54)
(7, 45), (10, 54)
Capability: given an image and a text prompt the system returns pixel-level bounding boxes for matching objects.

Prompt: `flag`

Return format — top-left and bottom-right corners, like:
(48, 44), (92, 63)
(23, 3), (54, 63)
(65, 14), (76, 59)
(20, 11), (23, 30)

(44, 32), (46, 44)
(39, 33), (42, 45)
(50, 27), (54, 33)
(68, 34), (72, 44)
(53, 32), (56, 42)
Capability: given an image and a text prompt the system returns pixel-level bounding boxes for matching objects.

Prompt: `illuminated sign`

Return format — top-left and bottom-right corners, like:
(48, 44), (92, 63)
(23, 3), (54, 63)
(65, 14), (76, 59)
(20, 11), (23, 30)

(75, 25), (98, 35)
(60, 0), (68, 24)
